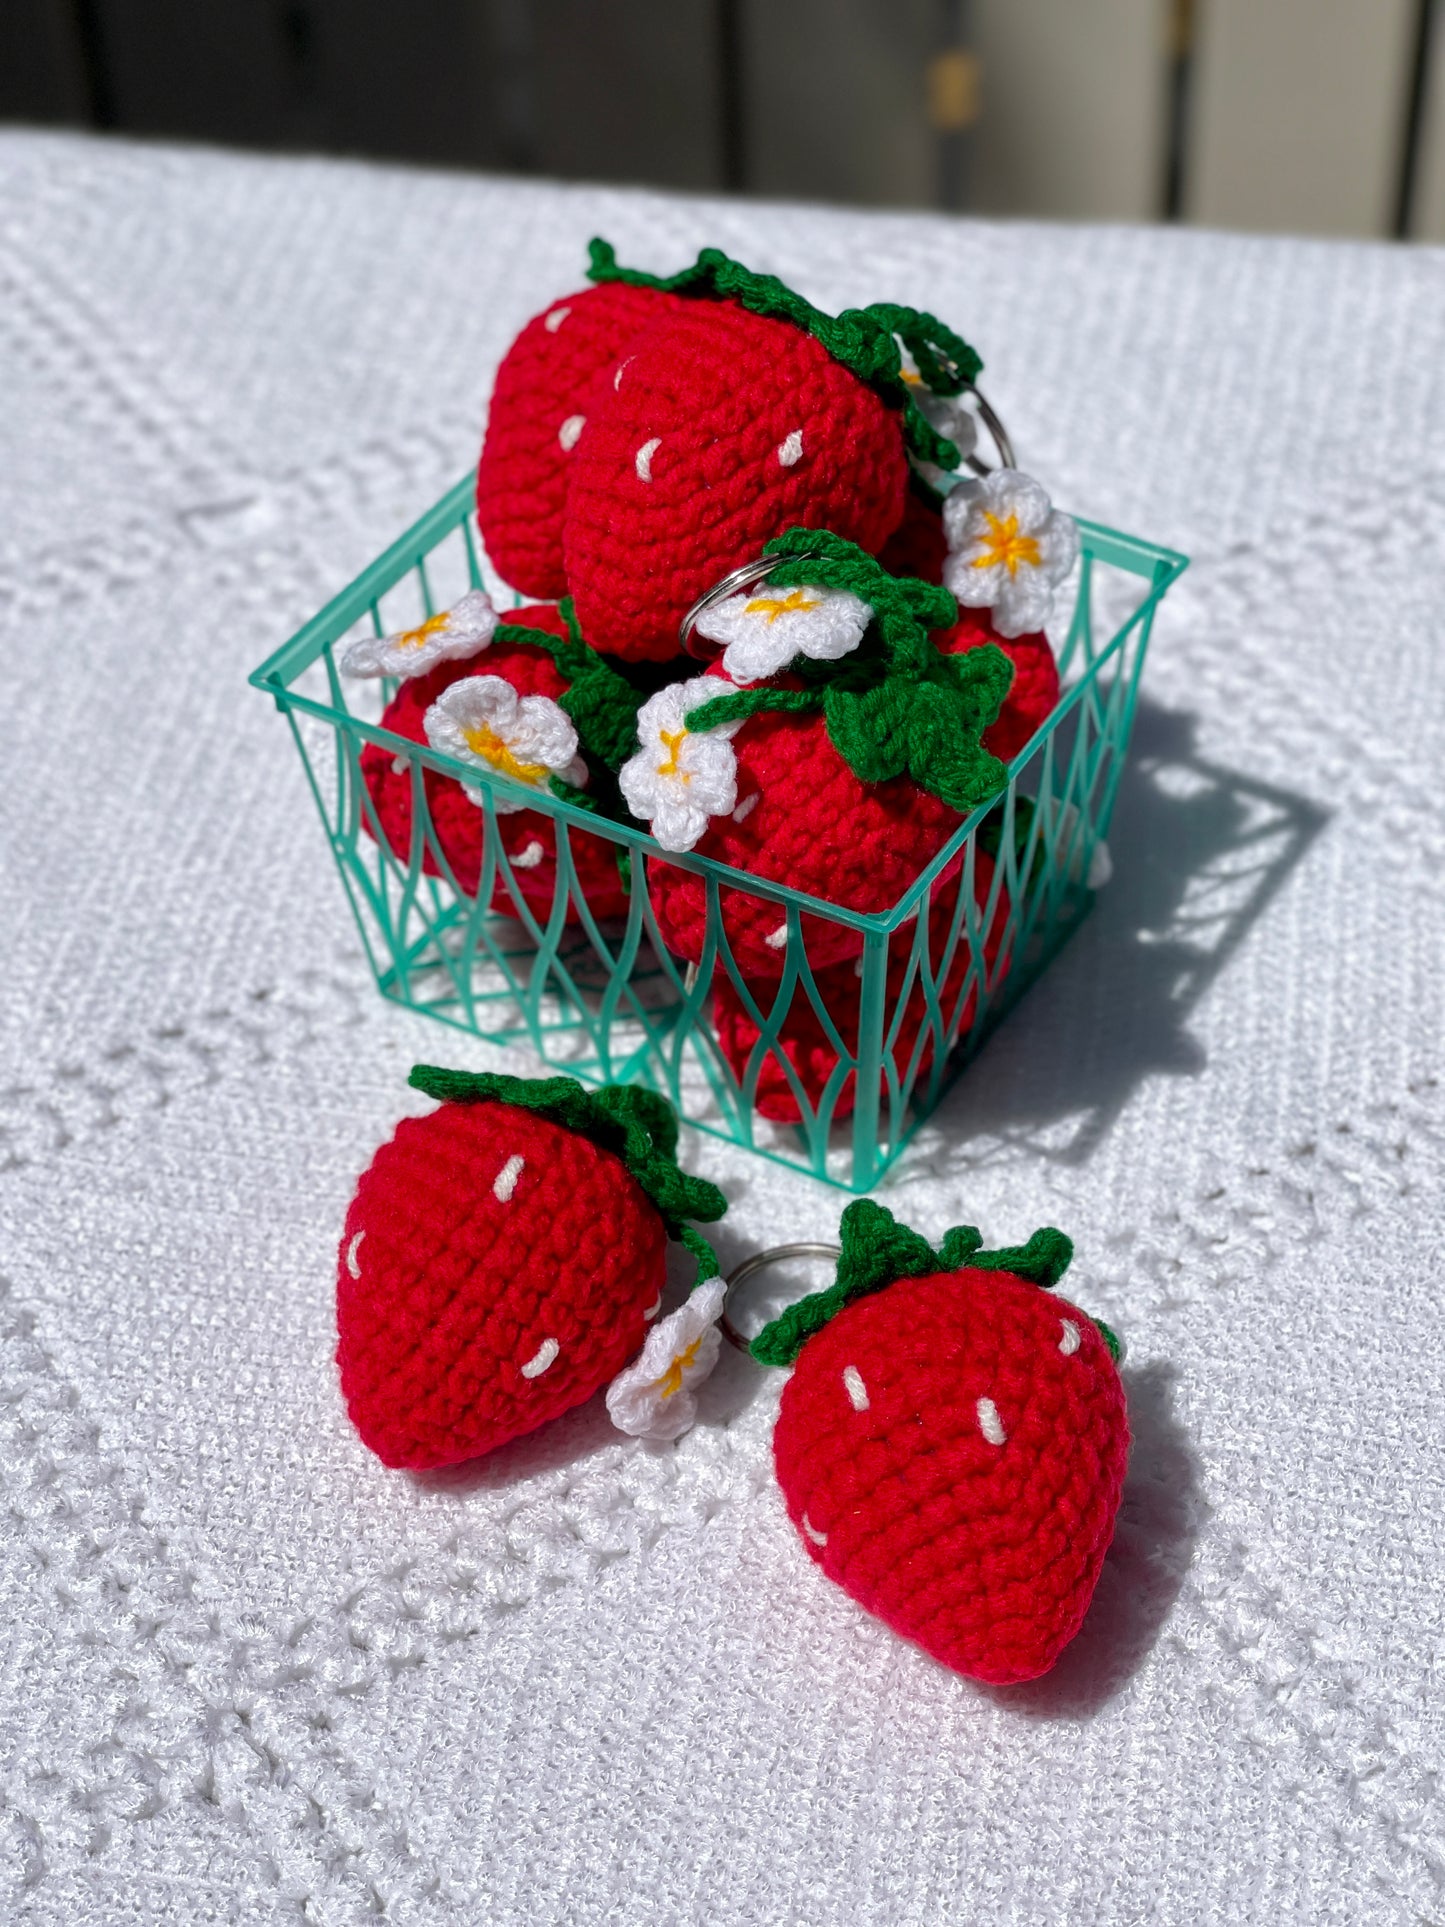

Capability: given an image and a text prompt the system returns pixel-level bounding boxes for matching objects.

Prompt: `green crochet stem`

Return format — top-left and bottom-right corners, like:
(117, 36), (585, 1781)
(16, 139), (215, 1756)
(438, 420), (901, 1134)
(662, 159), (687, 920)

(407, 1066), (726, 1280)
(751, 1199), (1111, 1368)
(587, 238), (981, 473)
(686, 530), (1010, 816)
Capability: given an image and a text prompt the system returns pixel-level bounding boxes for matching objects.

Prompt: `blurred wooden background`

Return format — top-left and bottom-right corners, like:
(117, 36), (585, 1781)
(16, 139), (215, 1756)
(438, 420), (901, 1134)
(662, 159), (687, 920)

(4, 0), (1443, 239)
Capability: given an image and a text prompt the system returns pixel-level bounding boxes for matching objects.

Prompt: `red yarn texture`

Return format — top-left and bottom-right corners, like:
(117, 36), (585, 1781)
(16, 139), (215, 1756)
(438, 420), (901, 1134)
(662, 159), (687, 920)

(772, 1267), (1129, 1683)
(358, 604), (629, 922)
(476, 283), (680, 599)
(877, 488), (948, 584)
(564, 302), (910, 661)
(646, 709), (961, 981)
(711, 855), (1011, 1122)
(937, 610), (1060, 762)
(337, 1098), (668, 1469)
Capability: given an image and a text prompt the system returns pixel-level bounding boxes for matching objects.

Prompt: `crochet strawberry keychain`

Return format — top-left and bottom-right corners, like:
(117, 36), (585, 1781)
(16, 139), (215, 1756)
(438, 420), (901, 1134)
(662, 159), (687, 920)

(337, 1071), (1128, 1684)
(729, 1203), (1129, 1685)
(337, 1066), (727, 1468)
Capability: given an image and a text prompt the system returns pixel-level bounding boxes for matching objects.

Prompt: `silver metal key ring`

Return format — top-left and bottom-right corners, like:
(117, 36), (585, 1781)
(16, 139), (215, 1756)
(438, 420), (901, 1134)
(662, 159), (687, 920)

(719, 1241), (843, 1356)
(678, 549), (827, 659)
(960, 383), (1015, 476)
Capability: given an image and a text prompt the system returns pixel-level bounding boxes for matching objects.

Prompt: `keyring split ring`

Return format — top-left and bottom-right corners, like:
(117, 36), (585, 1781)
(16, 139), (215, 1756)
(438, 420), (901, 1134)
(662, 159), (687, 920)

(719, 1242), (843, 1356)
(960, 383), (1015, 476)
(678, 549), (827, 659)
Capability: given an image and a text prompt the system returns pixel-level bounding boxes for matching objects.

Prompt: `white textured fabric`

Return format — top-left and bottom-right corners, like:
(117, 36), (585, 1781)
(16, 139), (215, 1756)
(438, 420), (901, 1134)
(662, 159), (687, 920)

(2, 129), (1444, 1925)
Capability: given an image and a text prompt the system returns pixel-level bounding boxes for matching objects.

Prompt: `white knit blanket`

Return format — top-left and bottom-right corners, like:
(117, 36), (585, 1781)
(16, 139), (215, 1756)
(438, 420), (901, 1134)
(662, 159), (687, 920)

(3, 130), (1443, 1925)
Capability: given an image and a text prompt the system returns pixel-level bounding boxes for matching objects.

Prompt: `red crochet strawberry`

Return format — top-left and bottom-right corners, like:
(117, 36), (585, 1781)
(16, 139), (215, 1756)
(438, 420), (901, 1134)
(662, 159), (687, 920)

(337, 1068), (726, 1470)
(753, 1201), (1128, 1684)
(476, 280), (682, 599)
(711, 850), (1013, 1123)
(359, 600), (641, 924)
(560, 242), (984, 663)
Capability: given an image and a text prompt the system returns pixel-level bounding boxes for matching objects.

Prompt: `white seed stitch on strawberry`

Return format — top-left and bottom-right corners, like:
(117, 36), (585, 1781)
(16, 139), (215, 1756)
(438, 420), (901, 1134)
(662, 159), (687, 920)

(520, 1338), (560, 1377)
(492, 1154), (526, 1202)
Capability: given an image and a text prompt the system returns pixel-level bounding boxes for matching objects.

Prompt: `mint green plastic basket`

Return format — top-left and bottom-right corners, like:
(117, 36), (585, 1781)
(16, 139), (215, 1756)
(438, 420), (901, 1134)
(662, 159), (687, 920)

(250, 475), (1185, 1190)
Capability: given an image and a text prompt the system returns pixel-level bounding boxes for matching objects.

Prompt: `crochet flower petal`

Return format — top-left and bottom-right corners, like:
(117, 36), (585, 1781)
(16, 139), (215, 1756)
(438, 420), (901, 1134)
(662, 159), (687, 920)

(619, 677), (742, 852)
(424, 674), (581, 815)
(942, 471), (1079, 639)
(605, 1277), (727, 1441)
(697, 583), (872, 685)
(341, 589), (498, 679)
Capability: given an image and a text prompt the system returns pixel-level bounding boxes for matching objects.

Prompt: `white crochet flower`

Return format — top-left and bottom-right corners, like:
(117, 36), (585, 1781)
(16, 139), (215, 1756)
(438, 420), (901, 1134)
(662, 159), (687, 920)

(423, 674), (585, 814)
(341, 589), (499, 679)
(942, 469), (1079, 639)
(618, 678), (743, 853)
(605, 1278), (727, 1442)
(695, 582), (871, 685)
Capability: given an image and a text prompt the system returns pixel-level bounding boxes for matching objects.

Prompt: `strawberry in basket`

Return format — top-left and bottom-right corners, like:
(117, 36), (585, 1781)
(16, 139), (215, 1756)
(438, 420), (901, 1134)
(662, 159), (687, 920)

(476, 280), (683, 600)
(619, 531), (1027, 978)
(347, 594), (645, 923)
(337, 1068), (726, 1470)
(711, 840), (1016, 1123)
(560, 241), (987, 662)
(752, 1201), (1128, 1684)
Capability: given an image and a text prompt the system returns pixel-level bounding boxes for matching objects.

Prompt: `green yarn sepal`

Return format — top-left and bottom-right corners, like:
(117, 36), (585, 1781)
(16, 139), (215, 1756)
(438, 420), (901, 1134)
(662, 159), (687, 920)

(750, 1199), (1076, 1367)
(587, 238), (982, 472)
(686, 529), (1010, 816)
(407, 1066), (726, 1280)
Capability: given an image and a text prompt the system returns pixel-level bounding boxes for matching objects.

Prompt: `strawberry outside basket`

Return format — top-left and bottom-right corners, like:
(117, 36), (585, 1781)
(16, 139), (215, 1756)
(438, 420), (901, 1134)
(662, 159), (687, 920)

(250, 474), (1186, 1191)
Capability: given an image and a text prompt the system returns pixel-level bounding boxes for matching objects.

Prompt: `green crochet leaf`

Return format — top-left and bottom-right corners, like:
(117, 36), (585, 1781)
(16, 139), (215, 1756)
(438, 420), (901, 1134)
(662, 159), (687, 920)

(406, 1066), (726, 1279)
(823, 671), (1009, 813)
(865, 301), (978, 398)
(587, 238), (981, 472)
(821, 679), (915, 786)
(750, 1199), (1078, 1367)
(749, 1200), (938, 1367)
(900, 677), (1011, 814)
(679, 527), (1008, 816)
(940, 1223), (1075, 1288)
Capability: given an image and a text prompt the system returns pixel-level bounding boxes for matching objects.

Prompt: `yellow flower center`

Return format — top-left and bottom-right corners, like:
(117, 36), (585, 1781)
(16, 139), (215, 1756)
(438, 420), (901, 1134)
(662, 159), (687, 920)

(900, 368), (923, 385)
(656, 1335), (703, 1400)
(742, 588), (824, 625)
(971, 511), (1041, 576)
(396, 610), (454, 649)
(656, 726), (689, 780)
(460, 722), (547, 785)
